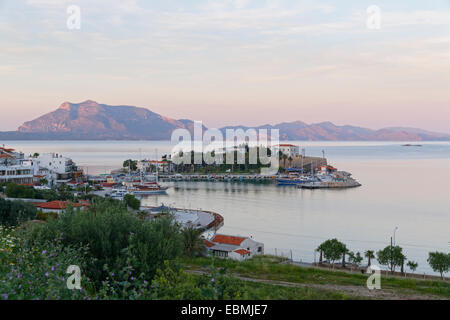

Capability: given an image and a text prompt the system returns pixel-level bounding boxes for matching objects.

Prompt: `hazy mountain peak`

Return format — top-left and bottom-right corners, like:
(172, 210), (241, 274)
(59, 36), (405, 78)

(6, 100), (450, 141)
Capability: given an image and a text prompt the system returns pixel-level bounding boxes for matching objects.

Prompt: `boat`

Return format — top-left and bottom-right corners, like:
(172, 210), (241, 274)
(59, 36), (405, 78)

(109, 188), (131, 200)
(128, 184), (168, 195)
(126, 172), (169, 195)
(277, 173), (315, 185)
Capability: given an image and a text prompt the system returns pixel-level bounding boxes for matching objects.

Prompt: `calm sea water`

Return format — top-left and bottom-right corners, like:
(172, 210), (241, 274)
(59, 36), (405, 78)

(4, 140), (450, 275)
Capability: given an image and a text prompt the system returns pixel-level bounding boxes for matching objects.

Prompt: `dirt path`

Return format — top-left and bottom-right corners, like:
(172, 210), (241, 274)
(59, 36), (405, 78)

(186, 269), (445, 300)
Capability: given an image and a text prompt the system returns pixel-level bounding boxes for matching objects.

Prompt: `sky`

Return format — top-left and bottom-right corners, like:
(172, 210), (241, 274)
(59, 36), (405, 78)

(1, 0), (450, 133)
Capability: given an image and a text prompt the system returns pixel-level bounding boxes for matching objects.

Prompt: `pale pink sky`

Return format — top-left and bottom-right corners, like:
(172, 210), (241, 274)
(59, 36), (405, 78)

(1, 1), (450, 133)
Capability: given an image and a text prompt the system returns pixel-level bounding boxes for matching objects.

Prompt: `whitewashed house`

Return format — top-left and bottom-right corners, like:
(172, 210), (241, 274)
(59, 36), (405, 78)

(275, 144), (300, 158)
(205, 234), (264, 261)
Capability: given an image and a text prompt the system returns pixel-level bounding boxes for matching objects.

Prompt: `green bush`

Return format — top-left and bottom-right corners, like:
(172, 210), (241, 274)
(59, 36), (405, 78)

(5, 183), (35, 199)
(36, 210), (58, 222)
(29, 199), (184, 292)
(123, 194), (140, 210)
(0, 226), (94, 300)
(0, 198), (37, 226)
(129, 216), (183, 277)
(35, 189), (60, 201)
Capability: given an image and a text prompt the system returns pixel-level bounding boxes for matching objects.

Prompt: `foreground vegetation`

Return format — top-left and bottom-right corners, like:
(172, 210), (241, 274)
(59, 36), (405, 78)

(0, 199), (354, 300)
(184, 256), (450, 299)
(1, 195), (448, 300)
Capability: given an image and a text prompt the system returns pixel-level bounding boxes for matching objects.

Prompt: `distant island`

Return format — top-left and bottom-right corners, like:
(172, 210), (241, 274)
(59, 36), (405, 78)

(1, 100), (449, 141)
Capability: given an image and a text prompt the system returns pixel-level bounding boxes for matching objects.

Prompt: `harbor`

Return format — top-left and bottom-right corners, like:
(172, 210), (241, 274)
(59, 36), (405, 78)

(2, 141), (448, 275)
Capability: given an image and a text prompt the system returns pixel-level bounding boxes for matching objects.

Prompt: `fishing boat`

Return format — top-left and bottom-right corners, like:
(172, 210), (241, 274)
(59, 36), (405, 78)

(109, 188), (131, 200)
(125, 172), (169, 195)
(277, 173), (314, 185)
(128, 184), (168, 195)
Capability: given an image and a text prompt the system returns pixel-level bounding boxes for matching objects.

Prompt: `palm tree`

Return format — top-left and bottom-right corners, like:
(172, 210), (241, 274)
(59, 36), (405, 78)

(182, 227), (206, 257)
(341, 245), (349, 268)
(365, 250), (375, 267)
(288, 156), (293, 168)
(316, 244), (324, 264)
(282, 154), (288, 168)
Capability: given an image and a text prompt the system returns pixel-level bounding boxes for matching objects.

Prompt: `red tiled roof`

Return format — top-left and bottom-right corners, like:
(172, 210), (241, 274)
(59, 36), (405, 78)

(35, 201), (89, 210)
(204, 240), (215, 248)
(101, 183), (116, 187)
(279, 144), (296, 147)
(0, 154), (12, 158)
(234, 249), (251, 256)
(212, 234), (246, 246)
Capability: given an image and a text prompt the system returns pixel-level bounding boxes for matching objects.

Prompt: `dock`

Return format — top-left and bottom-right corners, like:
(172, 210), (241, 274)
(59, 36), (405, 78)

(160, 174), (276, 184)
(299, 179), (362, 189)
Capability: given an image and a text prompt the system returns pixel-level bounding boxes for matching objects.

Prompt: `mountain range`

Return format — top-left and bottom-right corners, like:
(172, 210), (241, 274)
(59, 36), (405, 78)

(1, 100), (449, 141)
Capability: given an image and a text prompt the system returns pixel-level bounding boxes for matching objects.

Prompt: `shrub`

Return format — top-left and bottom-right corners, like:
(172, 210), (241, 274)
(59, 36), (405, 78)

(123, 194), (140, 210)
(36, 211), (58, 222)
(5, 183), (35, 199)
(0, 227), (94, 300)
(29, 199), (184, 290)
(0, 198), (37, 226)
(129, 216), (184, 278)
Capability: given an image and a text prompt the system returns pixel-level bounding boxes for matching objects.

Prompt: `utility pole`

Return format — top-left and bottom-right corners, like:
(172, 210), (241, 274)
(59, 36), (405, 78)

(393, 226), (398, 246)
(390, 236), (393, 273)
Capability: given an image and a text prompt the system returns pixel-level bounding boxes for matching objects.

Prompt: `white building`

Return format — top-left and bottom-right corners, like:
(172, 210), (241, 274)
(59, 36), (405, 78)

(34, 200), (90, 214)
(33, 153), (82, 184)
(0, 147), (34, 184)
(205, 234), (264, 261)
(138, 160), (172, 173)
(0, 164), (34, 185)
(276, 144), (300, 158)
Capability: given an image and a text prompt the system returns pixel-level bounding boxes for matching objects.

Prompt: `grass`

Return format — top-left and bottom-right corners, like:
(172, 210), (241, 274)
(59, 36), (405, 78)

(186, 273), (358, 300)
(183, 255), (450, 299)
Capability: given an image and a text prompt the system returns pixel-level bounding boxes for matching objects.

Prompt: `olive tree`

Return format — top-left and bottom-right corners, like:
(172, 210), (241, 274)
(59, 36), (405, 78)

(377, 245), (405, 274)
(427, 252), (450, 280)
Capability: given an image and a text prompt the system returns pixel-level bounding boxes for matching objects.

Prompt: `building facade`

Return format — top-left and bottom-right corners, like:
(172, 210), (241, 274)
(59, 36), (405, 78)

(205, 234), (264, 261)
(276, 144), (300, 158)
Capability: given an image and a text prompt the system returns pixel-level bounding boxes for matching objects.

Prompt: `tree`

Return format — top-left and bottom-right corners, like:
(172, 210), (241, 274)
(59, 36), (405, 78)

(282, 154), (288, 168)
(340, 244), (349, 267)
(349, 252), (363, 266)
(123, 194), (141, 210)
(123, 159), (137, 171)
(0, 198), (37, 226)
(365, 250), (375, 267)
(39, 178), (48, 186)
(427, 252), (450, 280)
(377, 245), (405, 274)
(5, 183), (35, 199)
(316, 244), (324, 264)
(182, 227), (206, 257)
(319, 239), (346, 267)
(407, 261), (418, 274)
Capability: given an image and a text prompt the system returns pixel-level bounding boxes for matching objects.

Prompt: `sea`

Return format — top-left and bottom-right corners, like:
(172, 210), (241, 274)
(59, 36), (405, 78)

(4, 140), (450, 275)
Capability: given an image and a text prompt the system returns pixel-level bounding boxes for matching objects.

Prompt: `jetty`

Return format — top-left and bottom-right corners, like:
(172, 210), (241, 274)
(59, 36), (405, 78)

(140, 205), (224, 232)
(299, 178), (361, 189)
(160, 174), (276, 183)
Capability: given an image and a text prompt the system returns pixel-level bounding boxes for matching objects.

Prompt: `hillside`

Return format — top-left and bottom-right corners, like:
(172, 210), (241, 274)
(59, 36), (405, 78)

(1, 100), (449, 141)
